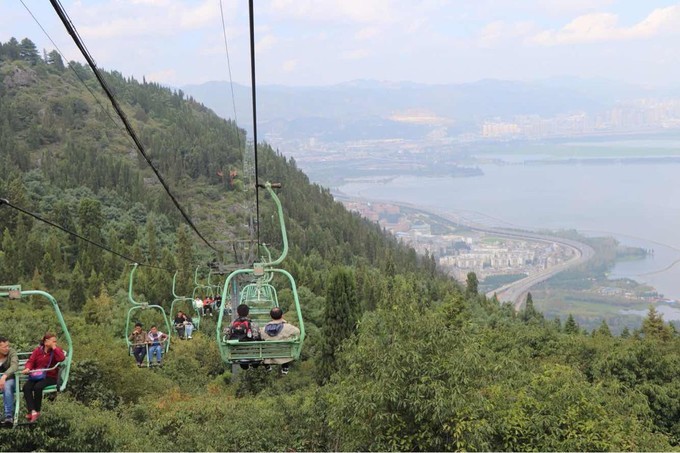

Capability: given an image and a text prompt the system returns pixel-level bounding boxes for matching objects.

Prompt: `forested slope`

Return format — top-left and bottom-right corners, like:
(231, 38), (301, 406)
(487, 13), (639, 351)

(0, 37), (679, 451)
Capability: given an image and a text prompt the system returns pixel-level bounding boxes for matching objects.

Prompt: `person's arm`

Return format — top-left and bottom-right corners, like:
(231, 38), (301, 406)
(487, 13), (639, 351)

(4, 349), (19, 377)
(52, 346), (66, 363)
(22, 348), (38, 373)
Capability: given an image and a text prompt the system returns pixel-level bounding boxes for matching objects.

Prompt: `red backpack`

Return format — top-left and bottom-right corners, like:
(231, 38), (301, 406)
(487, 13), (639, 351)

(229, 317), (253, 341)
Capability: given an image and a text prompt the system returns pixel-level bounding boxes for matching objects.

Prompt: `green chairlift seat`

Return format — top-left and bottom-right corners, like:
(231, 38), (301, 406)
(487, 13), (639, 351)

(169, 271), (201, 331)
(124, 265), (172, 366)
(0, 285), (73, 427)
(216, 183), (305, 365)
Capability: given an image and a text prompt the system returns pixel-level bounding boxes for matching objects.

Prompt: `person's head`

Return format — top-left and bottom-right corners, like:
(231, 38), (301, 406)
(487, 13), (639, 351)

(270, 307), (284, 320)
(0, 336), (9, 355)
(237, 304), (249, 317)
(41, 333), (57, 349)
(150, 325), (158, 333)
(177, 311), (184, 317)
(134, 322), (143, 332)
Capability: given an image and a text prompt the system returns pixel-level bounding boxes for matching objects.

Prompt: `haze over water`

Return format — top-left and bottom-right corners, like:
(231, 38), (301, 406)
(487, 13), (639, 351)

(338, 160), (680, 300)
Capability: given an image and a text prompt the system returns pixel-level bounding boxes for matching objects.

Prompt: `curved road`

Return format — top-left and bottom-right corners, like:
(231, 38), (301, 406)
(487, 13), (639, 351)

(418, 210), (595, 309)
(334, 195), (595, 310)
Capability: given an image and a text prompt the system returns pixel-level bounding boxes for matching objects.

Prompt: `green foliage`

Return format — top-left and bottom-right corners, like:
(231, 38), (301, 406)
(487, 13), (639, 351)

(3, 35), (680, 451)
(466, 271), (478, 296)
(317, 266), (359, 384)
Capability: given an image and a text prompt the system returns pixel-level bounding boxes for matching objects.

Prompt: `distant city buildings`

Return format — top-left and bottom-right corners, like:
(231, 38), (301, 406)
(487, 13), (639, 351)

(481, 98), (680, 139)
(343, 200), (573, 283)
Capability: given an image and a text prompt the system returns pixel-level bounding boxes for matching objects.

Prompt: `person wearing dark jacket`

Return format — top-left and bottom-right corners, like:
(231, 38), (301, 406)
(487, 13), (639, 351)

(128, 323), (148, 367)
(21, 333), (66, 422)
(173, 311), (194, 339)
(0, 337), (19, 424)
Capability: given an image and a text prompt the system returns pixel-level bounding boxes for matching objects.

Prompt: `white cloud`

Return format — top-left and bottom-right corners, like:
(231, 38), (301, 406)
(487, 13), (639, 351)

(75, 0), (226, 39)
(282, 59), (298, 72)
(355, 27), (380, 40)
(256, 35), (278, 53)
(267, 0), (396, 23)
(146, 68), (177, 84)
(179, 1), (219, 29)
(479, 20), (537, 47)
(533, 0), (615, 16)
(341, 48), (371, 60)
(529, 5), (680, 46)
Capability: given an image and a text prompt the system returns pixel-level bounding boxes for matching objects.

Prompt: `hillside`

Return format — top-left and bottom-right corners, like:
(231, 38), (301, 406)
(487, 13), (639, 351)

(1, 37), (680, 451)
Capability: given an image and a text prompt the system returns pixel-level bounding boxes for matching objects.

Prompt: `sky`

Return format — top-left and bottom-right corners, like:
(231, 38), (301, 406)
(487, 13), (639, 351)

(2, 0), (680, 88)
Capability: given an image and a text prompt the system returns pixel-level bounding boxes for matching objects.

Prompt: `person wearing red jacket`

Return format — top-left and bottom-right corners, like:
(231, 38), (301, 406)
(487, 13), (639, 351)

(21, 333), (65, 423)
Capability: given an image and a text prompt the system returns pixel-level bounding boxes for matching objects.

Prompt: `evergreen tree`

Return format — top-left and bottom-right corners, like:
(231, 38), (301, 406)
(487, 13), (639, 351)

(596, 319), (612, 337)
(19, 38), (39, 64)
(564, 314), (579, 335)
(641, 305), (671, 341)
(317, 266), (358, 384)
(175, 225), (193, 296)
(552, 316), (562, 332)
(465, 271), (478, 297)
(146, 218), (158, 265)
(4, 38), (20, 60)
(69, 261), (86, 311)
(620, 326), (631, 338)
(521, 292), (540, 322)
(46, 50), (65, 71)
(87, 268), (102, 298)
(41, 251), (56, 288)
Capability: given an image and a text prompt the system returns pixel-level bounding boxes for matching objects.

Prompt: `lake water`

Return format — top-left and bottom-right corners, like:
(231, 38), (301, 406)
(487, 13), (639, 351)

(337, 161), (680, 301)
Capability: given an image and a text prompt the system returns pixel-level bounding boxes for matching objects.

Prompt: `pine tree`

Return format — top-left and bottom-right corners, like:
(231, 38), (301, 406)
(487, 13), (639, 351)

(1, 229), (18, 283)
(596, 319), (612, 337)
(317, 266), (358, 384)
(564, 314), (579, 335)
(18, 38), (39, 64)
(69, 262), (86, 311)
(465, 272), (478, 297)
(41, 251), (56, 288)
(641, 305), (671, 341)
(552, 316), (562, 332)
(620, 326), (631, 338)
(522, 292), (540, 322)
(46, 50), (65, 71)
(175, 225), (194, 296)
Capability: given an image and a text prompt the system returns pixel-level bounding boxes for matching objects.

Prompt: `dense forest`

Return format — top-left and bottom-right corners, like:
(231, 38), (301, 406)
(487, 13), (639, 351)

(1, 37), (680, 451)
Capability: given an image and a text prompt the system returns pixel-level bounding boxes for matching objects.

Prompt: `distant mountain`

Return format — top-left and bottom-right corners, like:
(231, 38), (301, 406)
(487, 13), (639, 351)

(182, 78), (658, 142)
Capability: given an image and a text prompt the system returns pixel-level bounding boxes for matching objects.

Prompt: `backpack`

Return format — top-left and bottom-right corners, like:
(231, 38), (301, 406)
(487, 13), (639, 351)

(264, 323), (284, 337)
(229, 317), (253, 341)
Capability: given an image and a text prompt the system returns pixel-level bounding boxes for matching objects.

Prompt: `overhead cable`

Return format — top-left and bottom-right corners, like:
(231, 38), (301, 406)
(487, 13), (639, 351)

(49, 0), (221, 253)
(248, 0), (261, 245)
(0, 198), (170, 271)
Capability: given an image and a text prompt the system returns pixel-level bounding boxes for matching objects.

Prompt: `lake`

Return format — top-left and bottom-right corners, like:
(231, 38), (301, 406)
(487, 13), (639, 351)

(337, 160), (680, 301)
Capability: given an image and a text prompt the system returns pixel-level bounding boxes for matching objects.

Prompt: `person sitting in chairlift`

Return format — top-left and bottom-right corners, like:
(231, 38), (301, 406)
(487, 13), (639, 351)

(260, 307), (300, 375)
(174, 311), (194, 340)
(128, 322), (148, 367)
(146, 326), (168, 367)
(21, 333), (66, 422)
(0, 337), (19, 425)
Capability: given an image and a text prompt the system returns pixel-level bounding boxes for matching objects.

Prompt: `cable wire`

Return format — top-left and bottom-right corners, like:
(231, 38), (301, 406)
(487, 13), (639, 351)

(218, 0), (241, 143)
(49, 0), (221, 253)
(248, 0), (261, 245)
(0, 198), (170, 271)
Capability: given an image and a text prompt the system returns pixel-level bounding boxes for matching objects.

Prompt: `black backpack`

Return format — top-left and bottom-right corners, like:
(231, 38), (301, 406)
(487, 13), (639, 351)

(229, 317), (253, 341)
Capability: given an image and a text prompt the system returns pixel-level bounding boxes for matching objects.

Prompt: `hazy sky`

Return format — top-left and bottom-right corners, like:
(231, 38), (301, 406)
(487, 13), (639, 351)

(2, 0), (680, 87)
